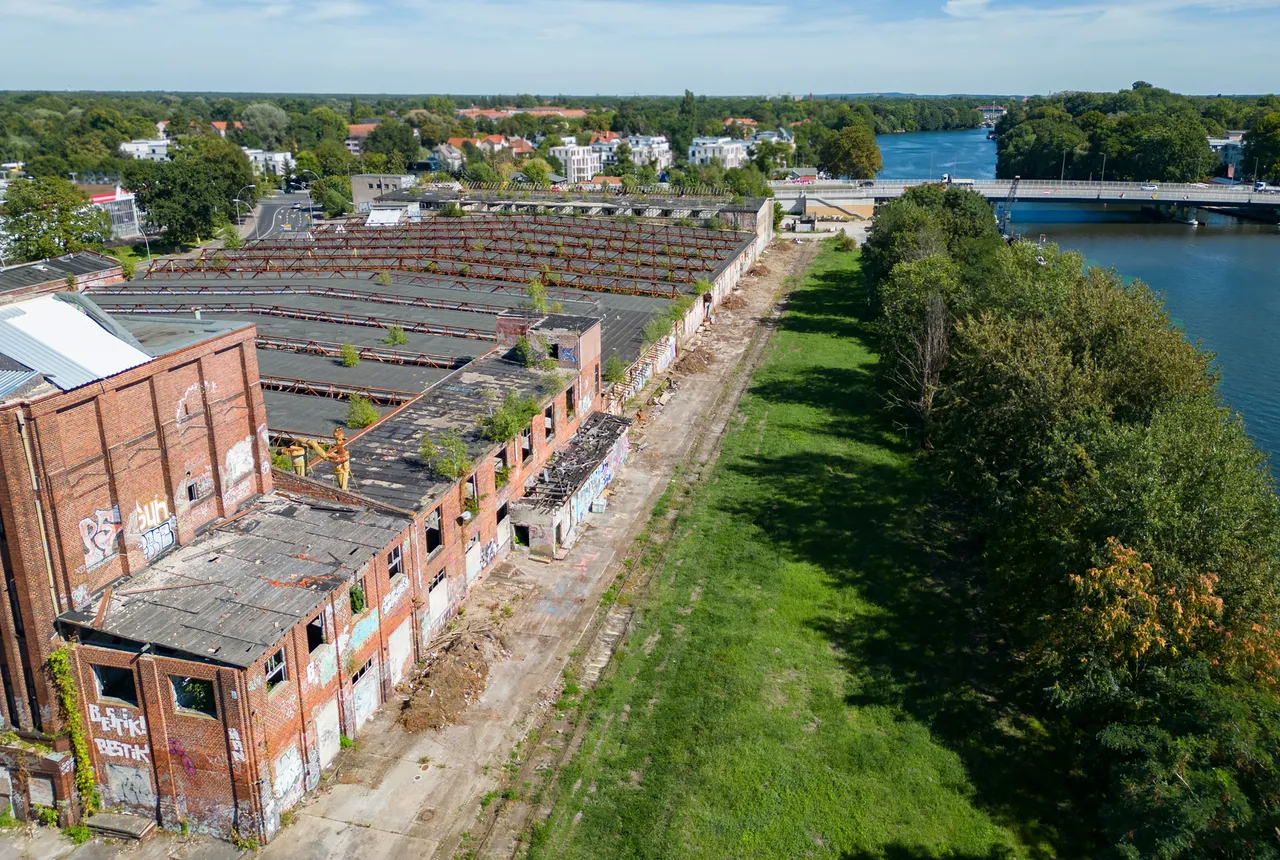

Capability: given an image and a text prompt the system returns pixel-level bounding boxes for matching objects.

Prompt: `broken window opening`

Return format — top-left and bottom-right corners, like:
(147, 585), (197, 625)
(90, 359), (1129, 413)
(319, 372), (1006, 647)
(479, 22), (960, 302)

(351, 657), (374, 685)
(265, 648), (287, 692)
(425, 507), (443, 555)
(92, 664), (138, 707)
(544, 405), (555, 436)
(566, 384), (576, 418)
(171, 676), (217, 719)
(496, 502), (509, 524)
(387, 545), (403, 582)
(307, 615), (326, 653)
(520, 427), (533, 462)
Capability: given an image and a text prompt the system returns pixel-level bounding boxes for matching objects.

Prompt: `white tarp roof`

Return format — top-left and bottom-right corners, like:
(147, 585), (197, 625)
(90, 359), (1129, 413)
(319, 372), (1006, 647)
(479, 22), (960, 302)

(0, 295), (151, 390)
(366, 208), (405, 227)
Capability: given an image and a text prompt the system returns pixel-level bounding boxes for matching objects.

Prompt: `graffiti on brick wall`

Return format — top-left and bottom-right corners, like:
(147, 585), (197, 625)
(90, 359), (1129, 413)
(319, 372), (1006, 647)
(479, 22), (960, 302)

(272, 743), (305, 813)
(79, 506), (122, 569)
(89, 703), (147, 738)
(105, 763), (155, 809)
(353, 670), (379, 730)
(175, 380), (217, 424)
(341, 608), (380, 656)
(225, 436), (256, 486)
(380, 572), (410, 615)
(136, 497), (176, 560)
(570, 433), (630, 526)
(228, 728), (247, 764)
(93, 737), (150, 762)
(481, 538), (499, 570)
(168, 737), (197, 777)
(257, 423), (272, 477)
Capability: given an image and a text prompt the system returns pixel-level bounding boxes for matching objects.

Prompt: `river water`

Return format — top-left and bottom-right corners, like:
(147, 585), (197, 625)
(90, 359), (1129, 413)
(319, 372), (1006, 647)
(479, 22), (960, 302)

(876, 129), (1280, 456)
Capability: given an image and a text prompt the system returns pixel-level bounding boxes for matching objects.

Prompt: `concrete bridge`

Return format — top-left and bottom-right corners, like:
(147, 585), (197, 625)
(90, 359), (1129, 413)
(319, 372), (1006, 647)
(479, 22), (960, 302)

(771, 178), (1280, 223)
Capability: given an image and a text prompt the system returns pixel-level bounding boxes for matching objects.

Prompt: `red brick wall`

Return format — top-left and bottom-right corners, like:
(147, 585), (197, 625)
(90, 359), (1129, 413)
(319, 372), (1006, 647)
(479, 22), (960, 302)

(0, 326), (270, 734)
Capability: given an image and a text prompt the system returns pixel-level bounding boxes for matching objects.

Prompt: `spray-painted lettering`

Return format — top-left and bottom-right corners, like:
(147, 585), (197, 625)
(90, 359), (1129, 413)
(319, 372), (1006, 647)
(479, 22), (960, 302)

(79, 506), (122, 568)
(228, 728), (247, 764)
(480, 538), (499, 570)
(136, 498), (170, 532)
(93, 737), (151, 762)
(88, 703), (147, 738)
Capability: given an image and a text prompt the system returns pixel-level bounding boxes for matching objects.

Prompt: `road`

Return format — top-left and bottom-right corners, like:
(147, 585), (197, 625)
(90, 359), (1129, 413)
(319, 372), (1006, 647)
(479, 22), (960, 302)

(250, 191), (317, 241)
(771, 178), (1280, 209)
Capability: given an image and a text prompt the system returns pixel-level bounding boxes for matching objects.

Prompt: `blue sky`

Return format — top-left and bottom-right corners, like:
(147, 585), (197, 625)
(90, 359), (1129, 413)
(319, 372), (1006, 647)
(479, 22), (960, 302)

(1, 0), (1278, 95)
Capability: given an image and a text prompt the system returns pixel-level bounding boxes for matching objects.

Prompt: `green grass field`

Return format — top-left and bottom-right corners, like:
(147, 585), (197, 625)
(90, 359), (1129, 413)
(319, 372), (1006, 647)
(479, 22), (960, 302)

(530, 245), (1068, 860)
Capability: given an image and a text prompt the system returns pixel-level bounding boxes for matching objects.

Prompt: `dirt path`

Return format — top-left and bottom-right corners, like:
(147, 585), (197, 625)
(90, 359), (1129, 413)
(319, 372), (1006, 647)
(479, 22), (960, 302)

(252, 239), (821, 860)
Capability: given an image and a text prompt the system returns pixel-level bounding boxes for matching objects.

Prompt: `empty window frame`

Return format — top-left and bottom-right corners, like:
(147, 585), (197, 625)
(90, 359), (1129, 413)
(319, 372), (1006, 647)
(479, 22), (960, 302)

(350, 576), (369, 615)
(465, 474), (478, 500)
(566, 384), (576, 418)
(544, 405), (555, 436)
(496, 502), (509, 524)
(265, 648), (288, 692)
(425, 507), (443, 555)
(92, 664), (138, 707)
(350, 657), (374, 685)
(520, 427), (533, 461)
(186, 481), (199, 502)
(171, 676), (217, 718)
(548, 342), (561, 360)
(307, 615), (327, 653)
(387, 545), (403, 582)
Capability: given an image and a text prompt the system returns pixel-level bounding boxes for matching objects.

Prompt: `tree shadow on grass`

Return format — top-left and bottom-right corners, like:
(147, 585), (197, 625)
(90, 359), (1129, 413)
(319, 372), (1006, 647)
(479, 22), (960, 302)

(841, 845), (1020, 860)
(719, 260), (1095, 859)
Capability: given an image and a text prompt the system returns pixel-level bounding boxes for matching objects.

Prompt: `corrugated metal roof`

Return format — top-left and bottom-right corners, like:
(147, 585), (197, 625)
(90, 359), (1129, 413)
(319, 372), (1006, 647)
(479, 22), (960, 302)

(0, 367), (40, 399)
(0, 295), (150, 390)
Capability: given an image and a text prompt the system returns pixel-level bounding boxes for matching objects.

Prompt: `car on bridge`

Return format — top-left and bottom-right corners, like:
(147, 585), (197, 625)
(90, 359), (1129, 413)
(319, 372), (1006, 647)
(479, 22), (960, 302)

(1141, 183), (1159, 191)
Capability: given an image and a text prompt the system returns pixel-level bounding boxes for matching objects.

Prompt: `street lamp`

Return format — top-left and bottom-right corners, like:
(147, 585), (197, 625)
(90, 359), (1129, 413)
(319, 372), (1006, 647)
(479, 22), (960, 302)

(1060, 149), (1068, 183)
(1100, 153), (1106, 184)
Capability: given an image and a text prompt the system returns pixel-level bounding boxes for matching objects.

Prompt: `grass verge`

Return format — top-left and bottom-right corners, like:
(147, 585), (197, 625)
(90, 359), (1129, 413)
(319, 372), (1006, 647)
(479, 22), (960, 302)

(528, 245), (1036, 860)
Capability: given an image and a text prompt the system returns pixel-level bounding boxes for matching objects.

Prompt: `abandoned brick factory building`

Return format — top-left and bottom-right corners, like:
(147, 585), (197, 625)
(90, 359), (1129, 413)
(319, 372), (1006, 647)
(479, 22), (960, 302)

(0, 193), (770, 841)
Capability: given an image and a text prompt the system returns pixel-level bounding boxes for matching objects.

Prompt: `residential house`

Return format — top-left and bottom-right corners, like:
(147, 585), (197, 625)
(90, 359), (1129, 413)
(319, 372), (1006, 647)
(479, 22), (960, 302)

(119, 139), (172, 162)
(352, 174), (416, 212)
(210, 121), (244, 138)
(688, 137), (748, 169)
(345, 123), (380, 155)
(549, 145), (603, 185)
(242, 149), (296, 176)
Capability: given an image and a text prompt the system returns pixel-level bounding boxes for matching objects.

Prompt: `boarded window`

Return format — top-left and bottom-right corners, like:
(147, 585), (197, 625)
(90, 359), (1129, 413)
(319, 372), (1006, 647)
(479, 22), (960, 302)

(265, 649), (287, 691)
(171, 676), (217, 718)
(428, 570), (448, 622)
(425, 508), (442, 555)
(92, 665), (138, 707)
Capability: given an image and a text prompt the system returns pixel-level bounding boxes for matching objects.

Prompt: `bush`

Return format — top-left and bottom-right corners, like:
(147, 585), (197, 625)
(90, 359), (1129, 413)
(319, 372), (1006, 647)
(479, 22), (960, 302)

(603, 355), (627, 384)
(440, 202), (464, 217)
(34, 805), (57, 827)
(339, 343), (360, 367)
(419, 429), (473, 480)
(383, 325), (408, 346)
(62, 825), (91, 845)
(643, 315), (672, 346)
(345, 395), (380, 429)
(830, 232), (857, 252)
(349, 582), (366, 615)
(481, 393), (541, 442)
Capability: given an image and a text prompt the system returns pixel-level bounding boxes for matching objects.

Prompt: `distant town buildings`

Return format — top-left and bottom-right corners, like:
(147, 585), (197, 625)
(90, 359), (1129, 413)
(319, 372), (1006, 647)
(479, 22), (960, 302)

(456, 105), (589, 121)
(345, 122), (380, 155)
(243, 149), (296, 176)
(688, 137), (749, 170)
(351, 174), (417, 212)
(1209, 130), (1247, 179)
(550, 144), (603, 184)
(118, 138), (171, 162)
(976, 104), (1008, 125)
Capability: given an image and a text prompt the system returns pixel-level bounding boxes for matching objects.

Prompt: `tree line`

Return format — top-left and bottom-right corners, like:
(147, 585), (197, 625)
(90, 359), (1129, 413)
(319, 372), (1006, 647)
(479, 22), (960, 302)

(996, 81), (1280, 182)
(863, 184), (1280, 856)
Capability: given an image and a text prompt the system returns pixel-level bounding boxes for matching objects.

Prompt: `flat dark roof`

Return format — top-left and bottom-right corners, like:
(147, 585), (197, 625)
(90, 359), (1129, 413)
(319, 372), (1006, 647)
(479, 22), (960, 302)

(0, 252), (121, 295)
(60, 492), (410, 668)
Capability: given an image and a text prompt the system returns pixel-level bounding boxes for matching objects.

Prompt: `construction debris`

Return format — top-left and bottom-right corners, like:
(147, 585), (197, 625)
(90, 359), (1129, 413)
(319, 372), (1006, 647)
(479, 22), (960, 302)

(399, 619), (509, 732)
(674, 348), (712, 375)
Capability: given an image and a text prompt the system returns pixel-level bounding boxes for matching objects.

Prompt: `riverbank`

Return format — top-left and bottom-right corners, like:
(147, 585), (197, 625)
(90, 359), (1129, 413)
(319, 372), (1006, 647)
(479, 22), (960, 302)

(527, 244), (1033, 859)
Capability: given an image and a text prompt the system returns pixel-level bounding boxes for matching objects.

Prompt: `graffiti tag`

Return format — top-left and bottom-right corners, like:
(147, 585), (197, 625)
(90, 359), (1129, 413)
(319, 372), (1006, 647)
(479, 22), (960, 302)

(79, 506), (122, 569)
(168, 737), (197, 777)
(480, 538), (499, 570)
(89, 703), (147, 738)
(93, 737), (151, 763)
(141, 518), (177, 560)
(228, 727), (247, 764)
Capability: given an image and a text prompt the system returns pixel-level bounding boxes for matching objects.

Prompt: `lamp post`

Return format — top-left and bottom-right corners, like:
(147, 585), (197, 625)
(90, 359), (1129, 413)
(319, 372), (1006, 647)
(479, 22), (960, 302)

(1061, 149), (1068, 183)
(1100, 153), (1106, 184)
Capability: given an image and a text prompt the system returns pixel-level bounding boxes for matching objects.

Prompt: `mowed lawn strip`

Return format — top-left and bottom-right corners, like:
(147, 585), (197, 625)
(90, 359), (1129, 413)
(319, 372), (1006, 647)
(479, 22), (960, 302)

(533, 245), (1026, 860)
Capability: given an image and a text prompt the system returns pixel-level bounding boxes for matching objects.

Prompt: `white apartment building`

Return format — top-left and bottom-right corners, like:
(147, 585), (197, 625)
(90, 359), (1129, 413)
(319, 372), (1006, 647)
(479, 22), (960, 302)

(625, 136), (673, 171)
(688, 137), (749, 170)
(119, 139), (172, 162)
(550, 145), (603, 185)
(243, 149), (297, 176)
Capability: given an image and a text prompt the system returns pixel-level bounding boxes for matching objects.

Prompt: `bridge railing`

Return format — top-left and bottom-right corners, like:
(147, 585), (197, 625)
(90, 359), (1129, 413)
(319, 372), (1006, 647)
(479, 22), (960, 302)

(770, 178), (1276, 205)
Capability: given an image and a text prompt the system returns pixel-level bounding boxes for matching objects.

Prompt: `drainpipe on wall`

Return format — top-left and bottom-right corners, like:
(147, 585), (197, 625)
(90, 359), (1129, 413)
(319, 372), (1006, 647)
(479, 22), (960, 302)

(16, 413), (61, 623)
